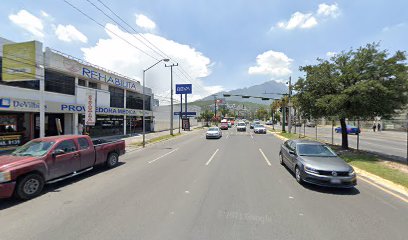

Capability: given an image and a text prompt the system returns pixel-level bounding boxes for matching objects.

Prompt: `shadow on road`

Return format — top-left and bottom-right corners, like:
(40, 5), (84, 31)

(0, 162), (126, 211)
(302, 183), (360, 195)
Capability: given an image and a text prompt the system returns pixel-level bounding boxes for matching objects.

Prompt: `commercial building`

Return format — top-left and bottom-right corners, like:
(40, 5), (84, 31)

(0, 37), (154, 150)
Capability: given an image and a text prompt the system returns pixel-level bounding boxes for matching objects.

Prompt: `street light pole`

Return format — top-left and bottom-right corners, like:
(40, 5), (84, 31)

(142, 59), (169, 147)
(165, 63), (178, 135)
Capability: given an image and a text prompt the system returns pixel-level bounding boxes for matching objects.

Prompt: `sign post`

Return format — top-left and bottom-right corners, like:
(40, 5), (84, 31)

(176, 84), (192, 131)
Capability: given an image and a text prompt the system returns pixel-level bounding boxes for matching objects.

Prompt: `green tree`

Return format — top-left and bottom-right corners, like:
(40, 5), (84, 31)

(295, 43), (408, 149)
(199, 108), (214, 127)
(256, 107), (268, 120)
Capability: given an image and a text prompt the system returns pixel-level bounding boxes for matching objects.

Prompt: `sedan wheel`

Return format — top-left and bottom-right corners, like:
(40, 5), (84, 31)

(295, 167), (303, 184)
(279, 153), (284, 165)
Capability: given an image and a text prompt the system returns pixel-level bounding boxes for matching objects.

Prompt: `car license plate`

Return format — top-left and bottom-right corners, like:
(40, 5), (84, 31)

(330, 179), (341, 184)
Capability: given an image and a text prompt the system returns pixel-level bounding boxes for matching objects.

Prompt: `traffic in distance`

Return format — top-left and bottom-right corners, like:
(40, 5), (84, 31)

(207, 119), (356, 188)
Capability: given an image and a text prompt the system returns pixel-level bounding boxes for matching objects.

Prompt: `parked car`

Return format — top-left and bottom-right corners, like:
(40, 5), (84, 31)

(0, 135), (126, 200)
(253, 124), (267, 134)
(335, 125), (361, 135)
(279, 139), (356, 188)
(206, 127), (222, 139)
(237, 122), (247, 132)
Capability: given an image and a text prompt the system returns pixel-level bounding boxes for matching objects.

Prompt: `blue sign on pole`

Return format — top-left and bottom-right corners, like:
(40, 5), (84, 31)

(176, 84), (192, 94)
(174, 111), (196, 116)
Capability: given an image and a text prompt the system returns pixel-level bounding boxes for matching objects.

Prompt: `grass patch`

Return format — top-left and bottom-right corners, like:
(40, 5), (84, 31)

(277, 131), (302, 140)
(341, 153), (408, 188)
(131, 133), (181, 146)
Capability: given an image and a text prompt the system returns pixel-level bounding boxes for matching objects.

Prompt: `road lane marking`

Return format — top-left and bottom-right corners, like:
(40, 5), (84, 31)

(226, 134), (230, 139)
(148, 148), (179, 164)
(250, 133), (254, 139)
(358, 177), (408, 203)
(259, 148), (271, 166)
(206, 149), (219, 166)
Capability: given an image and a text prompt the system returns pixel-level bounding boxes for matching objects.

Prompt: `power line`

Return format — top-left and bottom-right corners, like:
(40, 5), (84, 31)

(63, 0), (159, 61)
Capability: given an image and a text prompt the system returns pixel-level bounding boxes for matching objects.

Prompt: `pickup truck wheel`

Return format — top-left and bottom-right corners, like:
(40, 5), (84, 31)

(15, 173), (45, 200)
(106, 153), (119, 168)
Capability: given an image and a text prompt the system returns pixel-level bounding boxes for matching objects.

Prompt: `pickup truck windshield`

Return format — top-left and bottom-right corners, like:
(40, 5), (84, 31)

(12, 141), (55, 157)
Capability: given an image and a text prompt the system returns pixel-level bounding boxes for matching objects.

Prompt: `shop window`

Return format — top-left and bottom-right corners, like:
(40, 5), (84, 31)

(45, 70), (75, 95)
(88, 82), (99, 89)
(78, 79), (86, 87)
(109, 86), (124, 108)
(126, 91), (151, 111)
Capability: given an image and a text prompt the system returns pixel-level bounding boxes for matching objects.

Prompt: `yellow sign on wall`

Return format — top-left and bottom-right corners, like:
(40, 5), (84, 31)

(2, 41), (42, 82)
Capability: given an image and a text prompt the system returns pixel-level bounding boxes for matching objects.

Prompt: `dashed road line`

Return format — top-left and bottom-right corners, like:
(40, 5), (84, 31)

(206, 149), (220, 166)
(259, 148), (271, 166)
(148, 148), (179, 164)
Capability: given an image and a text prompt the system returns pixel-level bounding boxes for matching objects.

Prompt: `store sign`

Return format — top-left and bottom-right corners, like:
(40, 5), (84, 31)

(0, 135), (21, 149)
(0, 98), (40, 112)
(176, 84), (192, 94)
(2, 41), (43, 82)
(85, 91), (96, 126)
(0, 97), (152, 116)
(82, 67), (138, 91)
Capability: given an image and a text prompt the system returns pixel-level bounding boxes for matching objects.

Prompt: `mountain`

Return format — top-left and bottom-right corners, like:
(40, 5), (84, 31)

(199, 80), (287, 105)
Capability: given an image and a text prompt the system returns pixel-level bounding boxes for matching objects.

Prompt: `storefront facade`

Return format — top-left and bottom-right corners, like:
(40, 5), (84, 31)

(0, 38), (154, 150)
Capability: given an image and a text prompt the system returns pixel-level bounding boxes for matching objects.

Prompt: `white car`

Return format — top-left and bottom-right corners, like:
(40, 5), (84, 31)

(254, 124), (266, 134)
(237, 122), (246, 132)
(206, 127), (222, 139)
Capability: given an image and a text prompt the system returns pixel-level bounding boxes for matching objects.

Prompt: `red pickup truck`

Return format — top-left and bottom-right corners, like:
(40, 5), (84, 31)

(0, 135), (125, 200)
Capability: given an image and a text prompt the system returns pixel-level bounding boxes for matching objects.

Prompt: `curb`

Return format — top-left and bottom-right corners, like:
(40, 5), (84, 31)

(271, 132), (408, 201)
(125, 128), (204, 152)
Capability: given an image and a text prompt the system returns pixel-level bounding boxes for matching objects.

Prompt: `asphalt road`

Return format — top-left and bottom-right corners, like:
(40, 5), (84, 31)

(1, 127), (407, 240)
(280, 125), (407, 161)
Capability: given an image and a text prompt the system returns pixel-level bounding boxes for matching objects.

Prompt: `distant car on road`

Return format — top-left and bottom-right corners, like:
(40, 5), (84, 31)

(306, 122), (316, 127)
(279, 139), (356, 188)
(265, 121), (273, 125)
(335, 125), (361, 135)
(253, 124), (266, 134)
(250, 120), (260, 129)
(228, 121), (232, 128)
(220, 121), (229, 130)
(237, 122), (247, 132)
(206, 127), (222, 139)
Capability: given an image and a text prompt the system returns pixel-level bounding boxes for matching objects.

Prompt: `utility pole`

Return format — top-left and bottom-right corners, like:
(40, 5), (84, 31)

(165, 63), (178, 135)
(288, 76), (292, 133)
(213, 95), (217, 118)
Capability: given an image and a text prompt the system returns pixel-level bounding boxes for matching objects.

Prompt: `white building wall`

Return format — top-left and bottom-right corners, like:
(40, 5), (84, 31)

(153, 104), (201, 132)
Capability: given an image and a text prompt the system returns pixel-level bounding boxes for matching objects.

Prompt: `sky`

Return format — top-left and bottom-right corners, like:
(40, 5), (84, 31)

(1, 0), (407, 103)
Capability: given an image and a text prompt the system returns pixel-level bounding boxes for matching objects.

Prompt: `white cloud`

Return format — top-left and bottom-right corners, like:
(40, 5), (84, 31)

(276, 12), (318, 30)
(81, 23), (218, 103)
(275, 3), (340, 30)
(326, 51), (337, 57)
(9, 10), (44, 38)
(55, 24), (88, 43)
(248, 50), (293, 79)
(40, 10), (49, 17)
(317, 3), (340, 18)
(135, 14), (156, 31)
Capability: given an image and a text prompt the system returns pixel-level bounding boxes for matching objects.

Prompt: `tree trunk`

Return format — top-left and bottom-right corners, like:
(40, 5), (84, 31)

(340, 117), (349, 149)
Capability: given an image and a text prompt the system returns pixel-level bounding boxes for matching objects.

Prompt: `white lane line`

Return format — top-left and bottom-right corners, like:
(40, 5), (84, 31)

(259, 148), (271, 166)
(148, 148), (179, 164)
(206, 148), (219, 166)
(250, 133), (254, 139)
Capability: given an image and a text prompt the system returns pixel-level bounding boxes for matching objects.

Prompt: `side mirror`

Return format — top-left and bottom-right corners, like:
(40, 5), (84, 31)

(52, 149), (65, 157)
(289, 150), (296, 155)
